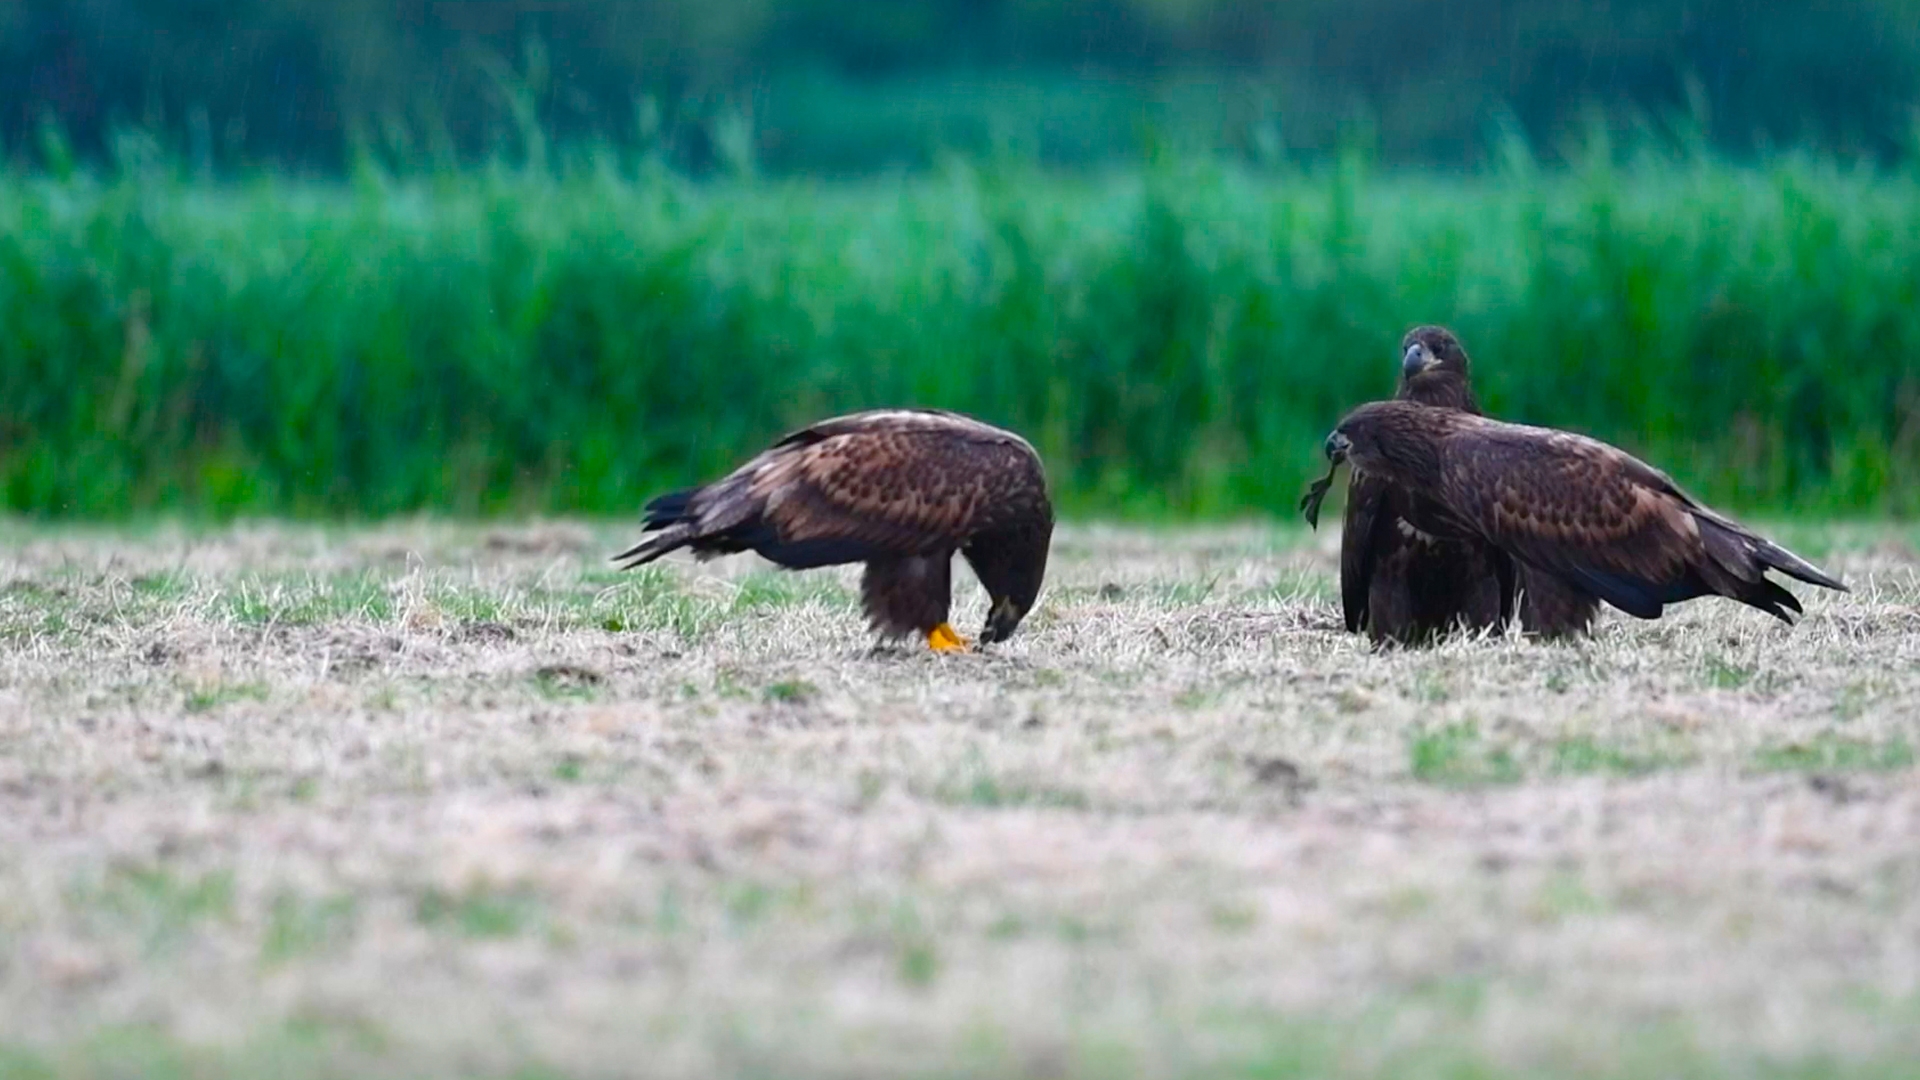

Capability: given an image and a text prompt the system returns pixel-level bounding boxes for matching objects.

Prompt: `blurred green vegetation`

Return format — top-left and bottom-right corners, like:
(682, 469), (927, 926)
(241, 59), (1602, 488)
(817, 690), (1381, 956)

(2, 136), (1916, 520)
(8, 0), (1920, 175)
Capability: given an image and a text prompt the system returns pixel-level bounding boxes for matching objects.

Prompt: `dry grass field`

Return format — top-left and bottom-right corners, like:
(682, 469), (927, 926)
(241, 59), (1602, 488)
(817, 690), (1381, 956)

(0, 519), (1917, 1079)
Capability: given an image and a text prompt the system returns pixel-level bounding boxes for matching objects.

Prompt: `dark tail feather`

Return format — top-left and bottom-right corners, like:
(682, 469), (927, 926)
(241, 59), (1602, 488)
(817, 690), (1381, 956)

(1751, 537), (1848, 593)
(642, 488), (699, 529)
(611, 525), (695, 570)
(612, 487), (703, 569)
(1734, 576), (1804, 624)
(1696, 515), (1847, 599)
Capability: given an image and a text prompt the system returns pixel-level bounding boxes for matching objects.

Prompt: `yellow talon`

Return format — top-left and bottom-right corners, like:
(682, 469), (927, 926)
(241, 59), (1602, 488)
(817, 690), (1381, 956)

(927, 622), (971, 653)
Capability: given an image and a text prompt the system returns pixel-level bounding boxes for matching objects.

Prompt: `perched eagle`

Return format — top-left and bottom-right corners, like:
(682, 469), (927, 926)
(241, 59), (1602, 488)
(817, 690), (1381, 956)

(1319, 401), (1846, 629)
(1302, 326), (1517, 644)
(1300, 326), (1602, 639)
(611, 409), (1054, 651)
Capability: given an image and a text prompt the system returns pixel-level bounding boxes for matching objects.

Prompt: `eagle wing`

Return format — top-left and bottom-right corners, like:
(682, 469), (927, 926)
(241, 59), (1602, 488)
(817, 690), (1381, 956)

(1347, 473), (1518, 643)
(1437, 423), (1842, 622)
(748, 425), (1041, 562)
(1338, 471), (1392, 633)
(614, 411), (1048, 570)
(1437, 426), (1701, 618)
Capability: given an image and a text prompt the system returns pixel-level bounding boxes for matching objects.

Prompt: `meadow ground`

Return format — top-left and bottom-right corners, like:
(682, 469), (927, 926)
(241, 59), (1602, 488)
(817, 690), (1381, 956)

(0, 519), (1916, 1079)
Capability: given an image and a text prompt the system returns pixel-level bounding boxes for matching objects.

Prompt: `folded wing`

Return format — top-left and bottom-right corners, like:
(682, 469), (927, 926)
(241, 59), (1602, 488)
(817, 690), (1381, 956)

(613, 410), (1045, 571)
(1438, 425), (1844, 623)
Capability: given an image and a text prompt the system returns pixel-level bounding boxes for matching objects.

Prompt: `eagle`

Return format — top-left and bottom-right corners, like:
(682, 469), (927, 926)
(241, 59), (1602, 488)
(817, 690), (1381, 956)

(1318, 401), (1846, 629)
(1300, 326), (1517, 644)
(611, 409), (1055, 652)
(1301, 326), (1603, 639)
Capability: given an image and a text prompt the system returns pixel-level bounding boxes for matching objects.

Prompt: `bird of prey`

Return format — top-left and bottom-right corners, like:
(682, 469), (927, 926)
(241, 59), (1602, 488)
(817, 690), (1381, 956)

(611, 409), (1054, 652)
(1300, 326), (1517, 644)
(1300, 326), (1602, 639)
(1316, 401), (1846, 629)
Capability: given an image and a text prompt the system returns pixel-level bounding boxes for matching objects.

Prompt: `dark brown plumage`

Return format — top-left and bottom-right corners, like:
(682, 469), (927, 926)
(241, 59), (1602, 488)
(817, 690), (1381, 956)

(611, 409), (1054, 651)
(1310, 326), (1517, 644)
(1303, 327), (1603, 639)
(1320, 401), (1847, 630)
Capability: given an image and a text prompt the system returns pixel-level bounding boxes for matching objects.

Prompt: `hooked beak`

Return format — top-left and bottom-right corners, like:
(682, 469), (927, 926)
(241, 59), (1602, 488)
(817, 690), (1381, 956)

(1403, 342), (1435, 378)
(980, 596), (1026, 644)
(1323, 430), (1352, 464)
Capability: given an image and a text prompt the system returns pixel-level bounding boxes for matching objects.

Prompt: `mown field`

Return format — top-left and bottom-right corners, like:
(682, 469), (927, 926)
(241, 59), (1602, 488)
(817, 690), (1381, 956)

(3, 153), (1919, 519)
(0, 519), (1915, 1079)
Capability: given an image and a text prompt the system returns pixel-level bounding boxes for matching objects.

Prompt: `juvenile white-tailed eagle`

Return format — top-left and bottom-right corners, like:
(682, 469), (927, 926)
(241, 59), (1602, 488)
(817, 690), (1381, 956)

(1317, 401), (1846, 630)
(612, 409), (1054, 651)
(1301, 326), (1516, 643)
(1301, 326), (1603, 639)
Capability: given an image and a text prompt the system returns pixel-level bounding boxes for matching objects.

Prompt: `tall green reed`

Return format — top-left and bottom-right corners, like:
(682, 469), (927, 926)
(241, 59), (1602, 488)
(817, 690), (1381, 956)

(1, 148), (1915, 519)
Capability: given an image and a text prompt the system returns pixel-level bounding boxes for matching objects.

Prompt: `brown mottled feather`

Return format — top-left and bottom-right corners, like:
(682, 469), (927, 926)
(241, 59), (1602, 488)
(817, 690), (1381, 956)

(612, 409), (1054, 644)
(1338, 326), (1520, 644)
(1327, 401), (1846, 630)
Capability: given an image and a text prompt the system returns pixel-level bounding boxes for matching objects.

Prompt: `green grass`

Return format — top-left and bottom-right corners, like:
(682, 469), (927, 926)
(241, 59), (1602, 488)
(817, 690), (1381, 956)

(70, 866), (237, 956)
(183, 681), (271, 713)
(220, 574), (393, 626)
(1752, 734), (1916, 773)
(414, 886), (542, 939)
(1408, 723), (1523, 787)
(3, 147), (1920, 520)
(1409, 726), (1693, 787)
(2, 1017), (1917, 1080)
(261, 893), (359, 966)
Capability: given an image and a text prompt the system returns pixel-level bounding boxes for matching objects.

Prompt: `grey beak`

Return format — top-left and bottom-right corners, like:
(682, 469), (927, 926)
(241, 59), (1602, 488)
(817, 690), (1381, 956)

(1324, 431), (1352, 462)
(1403, 343), (1432, 377)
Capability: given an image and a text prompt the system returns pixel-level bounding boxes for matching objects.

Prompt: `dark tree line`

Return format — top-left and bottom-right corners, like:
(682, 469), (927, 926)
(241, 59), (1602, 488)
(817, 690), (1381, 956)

(5, 0), (1918, 175)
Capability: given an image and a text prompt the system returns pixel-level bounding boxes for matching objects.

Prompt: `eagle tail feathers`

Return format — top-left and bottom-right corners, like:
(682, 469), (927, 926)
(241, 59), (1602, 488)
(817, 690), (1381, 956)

(1696, 515), (1847, 594)
(1734, 577), (1804, 624)
(1751, 538), (1847, 593)
(641, 487), (699, 529)
(611, 524), (698, 569)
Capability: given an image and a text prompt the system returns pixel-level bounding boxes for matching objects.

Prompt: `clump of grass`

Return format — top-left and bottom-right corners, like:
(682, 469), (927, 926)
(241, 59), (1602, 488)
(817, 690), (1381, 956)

(1550, 737), (1684, 778)
(531, 664), (603, 701)
(261, 892), (359, 965)
(1702, 655), (1758, 690)
(1410, 727), (1687, 786)
(2, 152), (1917, 520)
(763, 678), (818, 704)
(594, 568), (722, 643)
(220, 574), (392, 626)
(1408, 723), (1522, 787)
(183, 681), (271, 713)
(71, 866), (237, 955)
(934, 773), (1093, 810)
(1752, 734), (1915, 773)
(415, 886), (542, 939)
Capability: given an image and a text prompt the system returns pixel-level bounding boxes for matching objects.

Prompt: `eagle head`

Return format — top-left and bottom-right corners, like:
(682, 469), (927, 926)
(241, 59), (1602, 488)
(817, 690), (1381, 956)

(1323, 429), (1352, 466)
(969, 518), (1053, 645)
(1400, 325), (1470, 380)
(1328, 400), (1457, 491)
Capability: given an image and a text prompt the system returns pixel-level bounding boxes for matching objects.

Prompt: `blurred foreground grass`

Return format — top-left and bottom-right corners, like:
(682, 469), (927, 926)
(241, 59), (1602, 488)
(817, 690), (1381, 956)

(0, 521), (1914, 1078)
(1, 148), (1917, 519)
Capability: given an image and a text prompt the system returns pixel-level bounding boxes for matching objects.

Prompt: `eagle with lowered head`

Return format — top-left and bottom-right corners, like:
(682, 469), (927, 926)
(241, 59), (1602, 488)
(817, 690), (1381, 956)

(612, 409), (1054, 652)
(1302, 326), (1603, 639)
(1318, 401), (1846, 629)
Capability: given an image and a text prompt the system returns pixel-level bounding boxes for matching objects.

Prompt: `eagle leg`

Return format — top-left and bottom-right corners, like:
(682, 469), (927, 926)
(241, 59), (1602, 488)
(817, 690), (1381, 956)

(927, 622), (972, 653)
(864, 554), (960, 649)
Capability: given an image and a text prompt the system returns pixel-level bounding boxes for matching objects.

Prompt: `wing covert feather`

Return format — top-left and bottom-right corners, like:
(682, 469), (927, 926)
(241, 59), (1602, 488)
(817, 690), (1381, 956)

(1439, 428), (1695, 584)
(757, 429), (1042, 555)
